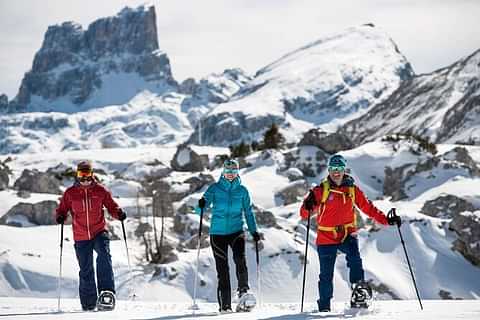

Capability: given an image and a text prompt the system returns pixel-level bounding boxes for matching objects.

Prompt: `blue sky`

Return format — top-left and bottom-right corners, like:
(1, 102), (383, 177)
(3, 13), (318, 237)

(0, 0), (479, 98)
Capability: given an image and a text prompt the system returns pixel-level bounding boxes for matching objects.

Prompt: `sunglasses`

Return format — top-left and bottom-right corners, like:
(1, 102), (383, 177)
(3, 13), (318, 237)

(328, 166), (345, 173)
(223, 169), (239, 174)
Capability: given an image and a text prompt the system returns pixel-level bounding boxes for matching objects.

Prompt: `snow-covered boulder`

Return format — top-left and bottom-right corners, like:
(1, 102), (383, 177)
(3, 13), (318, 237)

(183, 173), (215, 193)
(421, 195), (476, 219)
(383, 146), (480, 201)
(13, 169), (62, 194)
(253, 205), (278, 228)
(284, 167), (304, 182)
(0, 200), (61, 226)
(442, 147), (480, 176)
(118, 160), (172, 182)
(274, 180), (309, 206)
(173, 211), (209, 249)
(298, 129), (354, 153)
(171, 144), (205, 172)
(449, 211), (480, 266)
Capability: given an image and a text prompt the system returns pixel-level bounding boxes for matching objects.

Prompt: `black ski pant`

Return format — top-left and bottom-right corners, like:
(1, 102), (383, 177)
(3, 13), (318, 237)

(210, 230), (249, 308)
(74, 231), (115, 309)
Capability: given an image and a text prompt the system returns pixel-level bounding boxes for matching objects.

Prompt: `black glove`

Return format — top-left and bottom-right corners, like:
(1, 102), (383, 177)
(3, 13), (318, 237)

(56, 214), (66, 224)
(252, 231), (262, 242)
(198, 197), (206, 209)
(118, 209), (127, 221)
(304, 191), (317, 211)
(387, 208), (402, 227)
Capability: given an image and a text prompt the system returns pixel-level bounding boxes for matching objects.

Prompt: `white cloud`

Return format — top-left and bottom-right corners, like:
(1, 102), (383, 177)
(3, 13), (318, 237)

(0, 0), (479, 98)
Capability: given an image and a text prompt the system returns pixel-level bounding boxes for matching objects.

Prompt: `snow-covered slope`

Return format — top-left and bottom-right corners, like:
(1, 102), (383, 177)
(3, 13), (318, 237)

(189, 24), (414, 146)
(1, 141), (479, 309)
(342, 49), (480, 145)
(0, 91), (192, 154)
(0, 298), (479, 319)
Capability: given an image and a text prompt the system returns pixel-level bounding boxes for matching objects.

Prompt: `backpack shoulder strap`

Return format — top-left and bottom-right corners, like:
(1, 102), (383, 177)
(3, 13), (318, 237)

(321, 179), (330, 204)
(348, 186), (355, 206)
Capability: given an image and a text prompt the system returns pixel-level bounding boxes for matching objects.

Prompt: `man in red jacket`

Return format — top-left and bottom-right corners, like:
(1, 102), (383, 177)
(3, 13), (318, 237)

(56, 161), (126, 311)
(300, 154), (400, 312)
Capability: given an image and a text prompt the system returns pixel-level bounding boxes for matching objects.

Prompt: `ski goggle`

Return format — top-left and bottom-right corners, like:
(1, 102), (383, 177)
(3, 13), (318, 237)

(77, 170), (93, 178)
(328, 165), (345, 173)
(223, 168), (239, 175)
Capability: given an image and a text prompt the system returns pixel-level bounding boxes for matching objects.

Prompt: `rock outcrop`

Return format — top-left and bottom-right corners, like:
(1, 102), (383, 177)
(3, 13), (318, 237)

(449, 211), (480, 266)
(0, 201), (61, 226)
(274, 180), (309, 206)
(170, 144), (205, 172)
(11, 5), (176, 111)
(13, 169), (62, 194)
(421, 195), (476, 219)
(298, 129), (354, 153)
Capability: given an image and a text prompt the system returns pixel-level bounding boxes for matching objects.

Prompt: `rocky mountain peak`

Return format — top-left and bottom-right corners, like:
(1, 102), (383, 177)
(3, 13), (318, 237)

(189, 25), (414, 146)
(12, 5), (176, 112)
(342, 47), (480, 145)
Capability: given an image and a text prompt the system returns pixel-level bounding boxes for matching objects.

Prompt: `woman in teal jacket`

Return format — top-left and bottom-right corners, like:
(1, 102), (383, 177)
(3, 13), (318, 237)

(198, 159), (260, 313)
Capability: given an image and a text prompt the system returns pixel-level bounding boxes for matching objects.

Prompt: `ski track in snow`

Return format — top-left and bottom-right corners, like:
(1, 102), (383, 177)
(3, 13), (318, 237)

(0, 299), (479, 319)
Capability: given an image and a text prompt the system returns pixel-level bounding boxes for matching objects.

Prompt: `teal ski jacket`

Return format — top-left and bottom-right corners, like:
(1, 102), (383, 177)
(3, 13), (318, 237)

(196, 175), (257, 235)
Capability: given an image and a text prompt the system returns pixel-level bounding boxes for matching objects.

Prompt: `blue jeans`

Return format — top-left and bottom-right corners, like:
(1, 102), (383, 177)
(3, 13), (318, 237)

(316, 235), (364, 310)
(74, 231), (115, 308)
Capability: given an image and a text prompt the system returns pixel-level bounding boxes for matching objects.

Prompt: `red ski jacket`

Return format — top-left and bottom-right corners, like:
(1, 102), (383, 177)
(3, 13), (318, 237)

(56, 181), (121, 241)
(300, 176), (388, 245)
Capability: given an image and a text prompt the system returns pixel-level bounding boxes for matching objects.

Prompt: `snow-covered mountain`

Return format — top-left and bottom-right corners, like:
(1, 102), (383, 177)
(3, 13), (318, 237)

(9, 6), (176, 113)
(0, 6), (252, 155)
(188, 24), (414, 146)
(342, 49), (480, 145)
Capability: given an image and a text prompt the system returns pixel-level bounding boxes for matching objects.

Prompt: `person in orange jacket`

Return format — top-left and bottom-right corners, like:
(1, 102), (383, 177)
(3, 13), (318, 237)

(300, 154), (401, 311)
(55, 160), (126, 311)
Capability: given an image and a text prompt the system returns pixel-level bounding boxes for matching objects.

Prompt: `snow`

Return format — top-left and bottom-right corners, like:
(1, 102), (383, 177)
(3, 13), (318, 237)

(0, 91), (192, 155)
(176, 149), (191, 167)
(0, 298), (479, 319)
(0, 140), (479, 319)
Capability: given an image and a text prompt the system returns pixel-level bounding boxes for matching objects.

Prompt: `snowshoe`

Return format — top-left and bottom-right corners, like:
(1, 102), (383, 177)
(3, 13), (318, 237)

(219, 306), (233, 314)
(350, 281), (373, 309)
(236, 289), (256, 312)
(97, 290), (116, 311)
(81, 304), (96, 312)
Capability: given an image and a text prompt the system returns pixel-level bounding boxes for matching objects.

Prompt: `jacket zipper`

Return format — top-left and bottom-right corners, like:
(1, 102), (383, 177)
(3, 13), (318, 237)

(84, 189), (91, 240)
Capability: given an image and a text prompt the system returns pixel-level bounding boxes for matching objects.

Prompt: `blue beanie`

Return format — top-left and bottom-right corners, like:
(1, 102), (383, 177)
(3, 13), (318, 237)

(328, 154), (347, 168)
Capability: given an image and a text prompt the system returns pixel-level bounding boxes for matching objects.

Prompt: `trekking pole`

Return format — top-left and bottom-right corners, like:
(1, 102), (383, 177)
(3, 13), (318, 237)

(57, 222), (64, 312)
(255, 239), (261, 308)
(300, 209), (312, 313)
(121, 219), (136, 299)
(388, 208), (423, 310)
(191, 206), (204, 310)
